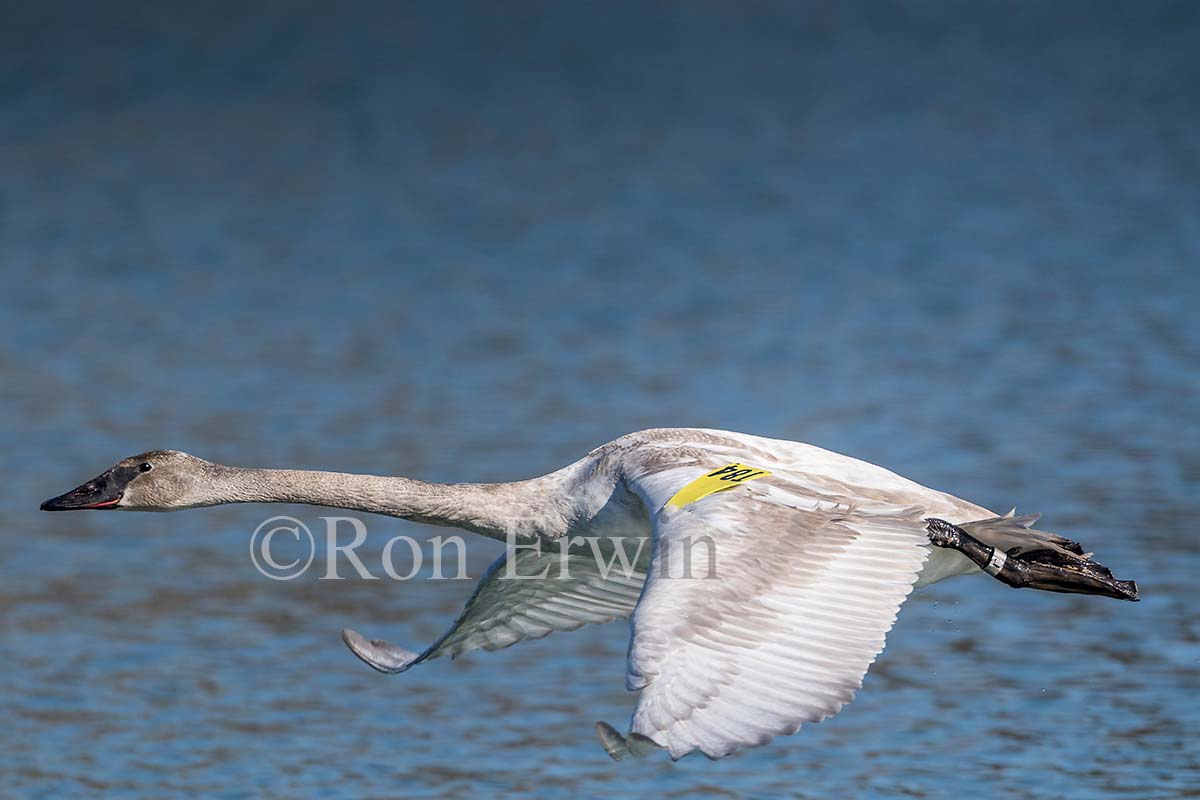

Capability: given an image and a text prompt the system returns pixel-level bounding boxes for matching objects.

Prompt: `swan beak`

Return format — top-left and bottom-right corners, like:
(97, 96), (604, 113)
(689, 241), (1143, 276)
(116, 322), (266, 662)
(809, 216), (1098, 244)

(40, 465), (136, 511)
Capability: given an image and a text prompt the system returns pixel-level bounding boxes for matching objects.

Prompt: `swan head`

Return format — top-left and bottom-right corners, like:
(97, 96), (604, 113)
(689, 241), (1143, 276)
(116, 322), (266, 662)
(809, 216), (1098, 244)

(40, 450), (215, 511)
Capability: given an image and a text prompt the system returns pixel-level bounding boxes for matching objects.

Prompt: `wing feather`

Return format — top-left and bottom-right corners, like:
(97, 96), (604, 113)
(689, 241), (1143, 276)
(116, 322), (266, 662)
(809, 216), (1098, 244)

(621, 461), (931, 759)
(344, 544), (646, 673)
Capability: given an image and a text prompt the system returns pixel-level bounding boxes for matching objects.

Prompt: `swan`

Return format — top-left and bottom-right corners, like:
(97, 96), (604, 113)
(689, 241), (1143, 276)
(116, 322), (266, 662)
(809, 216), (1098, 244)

(40, 427), (1138, 760)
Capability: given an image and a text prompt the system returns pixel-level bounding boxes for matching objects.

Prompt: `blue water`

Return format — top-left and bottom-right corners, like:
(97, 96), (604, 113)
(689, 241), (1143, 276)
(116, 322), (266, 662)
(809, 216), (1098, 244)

(2, 2), (1198, 797)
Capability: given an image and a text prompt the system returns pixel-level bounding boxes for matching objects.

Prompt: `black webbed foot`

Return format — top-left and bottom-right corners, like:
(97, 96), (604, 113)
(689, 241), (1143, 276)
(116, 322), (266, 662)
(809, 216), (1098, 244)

(924, 518), (1139, 601)
(1012, 550), (1140, 601)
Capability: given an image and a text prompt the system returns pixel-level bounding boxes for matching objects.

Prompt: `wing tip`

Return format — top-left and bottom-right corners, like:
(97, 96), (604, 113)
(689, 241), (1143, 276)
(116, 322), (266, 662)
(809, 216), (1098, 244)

(596, 721), (631, 760)
(596, 722), (664, 761)
(341, 627), (421, 674)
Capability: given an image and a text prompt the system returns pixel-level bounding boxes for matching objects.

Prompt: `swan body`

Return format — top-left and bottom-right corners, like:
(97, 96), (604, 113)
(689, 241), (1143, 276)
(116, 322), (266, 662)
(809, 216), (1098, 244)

(41, 427), (1138, 760)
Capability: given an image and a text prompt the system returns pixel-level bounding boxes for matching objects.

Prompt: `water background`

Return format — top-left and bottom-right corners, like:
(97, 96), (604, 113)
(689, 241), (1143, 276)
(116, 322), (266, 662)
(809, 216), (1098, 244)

(2, 2), (1197, 797)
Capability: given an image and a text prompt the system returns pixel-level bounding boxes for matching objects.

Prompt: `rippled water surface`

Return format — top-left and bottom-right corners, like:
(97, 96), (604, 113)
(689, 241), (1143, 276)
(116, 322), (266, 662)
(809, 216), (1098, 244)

(2, 2), (1198, 797)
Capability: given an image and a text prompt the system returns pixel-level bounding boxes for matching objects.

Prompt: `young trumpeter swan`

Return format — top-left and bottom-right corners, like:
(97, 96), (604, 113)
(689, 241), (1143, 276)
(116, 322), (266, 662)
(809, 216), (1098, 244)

(42, 428), (1138, 760)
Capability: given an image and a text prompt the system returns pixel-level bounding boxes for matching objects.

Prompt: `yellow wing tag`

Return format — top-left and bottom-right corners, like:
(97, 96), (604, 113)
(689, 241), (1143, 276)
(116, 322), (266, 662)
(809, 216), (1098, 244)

(665, 463), (772, 509)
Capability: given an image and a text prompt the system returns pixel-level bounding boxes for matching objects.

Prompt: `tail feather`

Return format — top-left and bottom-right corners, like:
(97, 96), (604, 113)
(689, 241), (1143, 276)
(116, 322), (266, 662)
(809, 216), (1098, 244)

(962, 514), (1085, 557)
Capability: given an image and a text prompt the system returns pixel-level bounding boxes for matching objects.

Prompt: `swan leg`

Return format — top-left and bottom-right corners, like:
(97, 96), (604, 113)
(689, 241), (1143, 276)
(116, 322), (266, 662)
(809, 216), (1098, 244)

(341, 628), (422, 673)
(925, 518), (1139, 601)
(925, 517), (970, 549)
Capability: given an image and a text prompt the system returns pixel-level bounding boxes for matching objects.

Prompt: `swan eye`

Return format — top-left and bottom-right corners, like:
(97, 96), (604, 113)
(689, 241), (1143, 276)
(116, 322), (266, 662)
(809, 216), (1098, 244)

(138, 462), (153, 473)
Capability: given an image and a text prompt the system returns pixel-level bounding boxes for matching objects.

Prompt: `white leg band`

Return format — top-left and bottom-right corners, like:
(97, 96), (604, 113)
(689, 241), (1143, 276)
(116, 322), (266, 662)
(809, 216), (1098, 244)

(984, 547), (1008, 576)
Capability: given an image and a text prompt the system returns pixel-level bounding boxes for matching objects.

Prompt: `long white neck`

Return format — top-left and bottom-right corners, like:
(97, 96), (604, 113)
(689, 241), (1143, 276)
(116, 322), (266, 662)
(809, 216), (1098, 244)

(197, 463), (597, 541)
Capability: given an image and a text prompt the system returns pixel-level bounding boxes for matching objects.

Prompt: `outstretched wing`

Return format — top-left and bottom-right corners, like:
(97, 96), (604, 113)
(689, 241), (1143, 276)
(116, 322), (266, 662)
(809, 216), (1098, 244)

(614, 461), (932, 760)
(343, 541), (648, 673)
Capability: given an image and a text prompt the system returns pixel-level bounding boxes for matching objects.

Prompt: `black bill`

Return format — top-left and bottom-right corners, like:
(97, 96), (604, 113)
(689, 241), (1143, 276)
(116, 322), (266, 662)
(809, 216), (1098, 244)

(40, 465), (140, 511)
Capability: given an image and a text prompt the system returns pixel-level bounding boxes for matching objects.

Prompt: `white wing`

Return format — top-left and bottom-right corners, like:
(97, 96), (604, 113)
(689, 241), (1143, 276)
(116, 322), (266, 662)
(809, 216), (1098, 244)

(343, 543), (647, 673)
(617, 456), (932, 760)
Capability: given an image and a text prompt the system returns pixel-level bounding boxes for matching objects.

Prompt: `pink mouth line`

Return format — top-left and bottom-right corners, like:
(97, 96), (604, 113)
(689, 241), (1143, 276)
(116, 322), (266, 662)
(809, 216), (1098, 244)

(81, 494), (122, 509)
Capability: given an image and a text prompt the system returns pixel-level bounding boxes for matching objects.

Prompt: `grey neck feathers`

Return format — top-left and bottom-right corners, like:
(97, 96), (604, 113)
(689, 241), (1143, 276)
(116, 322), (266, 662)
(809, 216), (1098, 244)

(200, 463), (586, 541)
